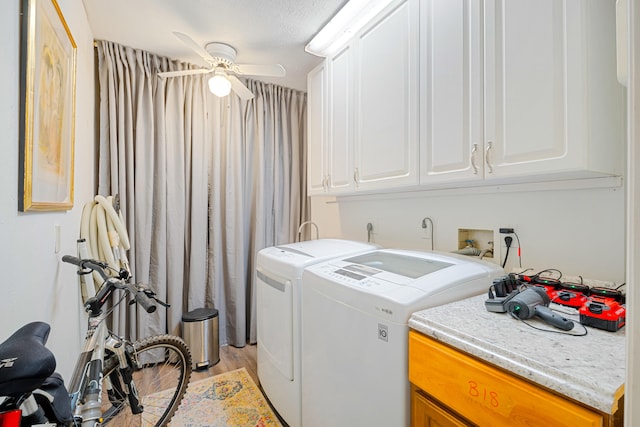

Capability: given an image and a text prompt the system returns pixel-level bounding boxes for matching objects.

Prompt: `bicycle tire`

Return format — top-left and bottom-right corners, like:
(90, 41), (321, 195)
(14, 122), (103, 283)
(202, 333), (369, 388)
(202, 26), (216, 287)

(100, 335), (192, 426)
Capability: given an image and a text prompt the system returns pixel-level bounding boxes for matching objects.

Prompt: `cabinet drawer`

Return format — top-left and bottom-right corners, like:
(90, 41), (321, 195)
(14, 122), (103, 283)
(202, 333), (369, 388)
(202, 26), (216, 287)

(408, 331), (604, 427)
(413, 388), (472, 427)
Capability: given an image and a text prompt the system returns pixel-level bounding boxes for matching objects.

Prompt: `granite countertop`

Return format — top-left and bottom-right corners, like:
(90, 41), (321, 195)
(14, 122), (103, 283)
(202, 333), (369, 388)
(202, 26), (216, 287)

(409, 293), (626, 414)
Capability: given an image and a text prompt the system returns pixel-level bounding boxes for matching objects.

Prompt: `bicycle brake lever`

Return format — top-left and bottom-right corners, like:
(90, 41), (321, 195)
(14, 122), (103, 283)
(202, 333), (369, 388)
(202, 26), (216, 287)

(86, 259), (108, 269)
(154, 298), (171, 308)
(142, 289), (171, 308)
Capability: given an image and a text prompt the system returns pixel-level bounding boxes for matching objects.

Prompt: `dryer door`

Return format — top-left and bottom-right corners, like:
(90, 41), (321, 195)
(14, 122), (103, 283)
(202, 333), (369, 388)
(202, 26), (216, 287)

(256, 268), (294, 380)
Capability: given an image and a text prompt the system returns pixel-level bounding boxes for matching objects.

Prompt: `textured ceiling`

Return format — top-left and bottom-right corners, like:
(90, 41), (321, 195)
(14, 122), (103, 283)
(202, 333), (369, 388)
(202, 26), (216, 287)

(82, 0), (348, 92)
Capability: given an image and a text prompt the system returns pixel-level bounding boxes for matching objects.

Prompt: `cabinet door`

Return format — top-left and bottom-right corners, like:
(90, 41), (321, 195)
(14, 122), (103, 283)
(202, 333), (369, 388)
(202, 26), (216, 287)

(354, 0), (419, 191)
(327, 44), (355, 193)
(413, 390), (472, 427)
(307, 62), (328, 195)
(420, 0), (483, 184)
(409, 331), (605, 427)
(484, 0), (586, 178)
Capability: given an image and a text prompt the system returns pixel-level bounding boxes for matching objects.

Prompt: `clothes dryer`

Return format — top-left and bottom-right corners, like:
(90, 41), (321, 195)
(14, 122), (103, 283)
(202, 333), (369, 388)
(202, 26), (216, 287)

(256, 239), (377, 427)
(301, 249), (504, 427)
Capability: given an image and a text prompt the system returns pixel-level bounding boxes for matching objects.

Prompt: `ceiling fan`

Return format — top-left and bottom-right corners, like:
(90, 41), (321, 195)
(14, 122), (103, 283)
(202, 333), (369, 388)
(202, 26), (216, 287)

(158, 32), (286, 100)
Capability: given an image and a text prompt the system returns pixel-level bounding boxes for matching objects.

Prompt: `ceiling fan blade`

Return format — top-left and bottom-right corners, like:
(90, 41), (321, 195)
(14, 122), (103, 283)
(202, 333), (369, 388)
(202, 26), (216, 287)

(227, 75), (255, 100)
(158, 68), (213, 78)
(234, 63), (286, 77)
(173, 31), (215, 64)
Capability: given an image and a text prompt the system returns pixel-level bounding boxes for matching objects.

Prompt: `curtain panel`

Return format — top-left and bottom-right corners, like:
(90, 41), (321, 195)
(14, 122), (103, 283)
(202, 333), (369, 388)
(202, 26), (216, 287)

(96, 40), (308, 346)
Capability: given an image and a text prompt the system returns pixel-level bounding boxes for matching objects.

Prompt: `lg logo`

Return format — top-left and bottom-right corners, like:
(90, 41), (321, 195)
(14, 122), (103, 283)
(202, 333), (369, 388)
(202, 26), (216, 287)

(378, 324), (388, 342)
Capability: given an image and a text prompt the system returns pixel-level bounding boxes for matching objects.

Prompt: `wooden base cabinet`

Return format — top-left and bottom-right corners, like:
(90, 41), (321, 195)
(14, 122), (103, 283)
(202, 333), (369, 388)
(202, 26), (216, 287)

(413, 388), (473, 427)
(409, 331), (622, 427)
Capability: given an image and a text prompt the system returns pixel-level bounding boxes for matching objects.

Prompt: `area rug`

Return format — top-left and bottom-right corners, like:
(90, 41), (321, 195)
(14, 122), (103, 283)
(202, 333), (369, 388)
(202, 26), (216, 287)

(168, 367), (283, 427)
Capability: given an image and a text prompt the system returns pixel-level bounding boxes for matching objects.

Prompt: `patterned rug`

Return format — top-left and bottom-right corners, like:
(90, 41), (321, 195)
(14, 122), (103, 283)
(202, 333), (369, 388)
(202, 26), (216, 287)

(168, 368), (283, 427)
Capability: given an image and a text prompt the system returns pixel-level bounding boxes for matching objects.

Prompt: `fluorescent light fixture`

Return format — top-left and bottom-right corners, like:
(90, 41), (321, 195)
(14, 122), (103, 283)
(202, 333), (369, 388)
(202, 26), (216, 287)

(208, 72), (232, 97)
(305, 0), (394, 57)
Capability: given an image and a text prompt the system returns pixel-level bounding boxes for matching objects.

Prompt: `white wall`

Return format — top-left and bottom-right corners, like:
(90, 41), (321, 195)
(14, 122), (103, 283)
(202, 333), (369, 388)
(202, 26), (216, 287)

(311, 180), (626, 283)
(625, 0), (639, 423)
(0, 0), (95, 379)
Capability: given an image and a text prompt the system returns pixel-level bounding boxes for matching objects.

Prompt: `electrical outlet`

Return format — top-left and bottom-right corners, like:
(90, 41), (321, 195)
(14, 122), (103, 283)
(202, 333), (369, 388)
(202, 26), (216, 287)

(499, 228), (522, 270)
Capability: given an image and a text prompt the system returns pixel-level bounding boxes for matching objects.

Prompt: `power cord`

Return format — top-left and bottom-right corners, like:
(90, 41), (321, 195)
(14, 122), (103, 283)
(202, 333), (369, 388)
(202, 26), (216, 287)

(511, 314), (589, 336)
(502, 236), (513, 268)
(509, 311), (589, 336)
(513, 232), (522, 267)
(499, 228), (522, 268)
(535, 268), (563, 280)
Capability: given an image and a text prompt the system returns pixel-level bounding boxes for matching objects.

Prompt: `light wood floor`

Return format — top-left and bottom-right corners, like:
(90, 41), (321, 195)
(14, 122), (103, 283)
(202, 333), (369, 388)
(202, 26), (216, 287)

(190, 343), (259, 384)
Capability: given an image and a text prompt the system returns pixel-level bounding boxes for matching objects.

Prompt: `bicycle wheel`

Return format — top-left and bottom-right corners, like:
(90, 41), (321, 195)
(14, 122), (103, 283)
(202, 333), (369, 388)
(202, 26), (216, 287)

(100, 335), (192, 426)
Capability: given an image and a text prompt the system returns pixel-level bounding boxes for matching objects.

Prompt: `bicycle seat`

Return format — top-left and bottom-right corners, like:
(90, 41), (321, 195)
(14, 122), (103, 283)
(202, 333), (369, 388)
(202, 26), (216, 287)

(0, 322), (56, 397)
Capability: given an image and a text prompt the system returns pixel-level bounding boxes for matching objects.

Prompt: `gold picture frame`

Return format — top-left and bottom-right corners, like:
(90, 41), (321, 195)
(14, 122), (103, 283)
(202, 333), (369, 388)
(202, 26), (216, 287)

(19, 0), (77, 212)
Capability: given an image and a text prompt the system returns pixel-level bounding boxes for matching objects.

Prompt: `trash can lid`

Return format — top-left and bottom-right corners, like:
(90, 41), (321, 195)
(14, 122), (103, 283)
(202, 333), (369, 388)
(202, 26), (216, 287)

(182, 307), (218, 322)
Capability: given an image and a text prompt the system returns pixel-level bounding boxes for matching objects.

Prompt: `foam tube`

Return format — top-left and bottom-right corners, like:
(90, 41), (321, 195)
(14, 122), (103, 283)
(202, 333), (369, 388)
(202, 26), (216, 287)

(86, 203), (104, 285)
(105, 196), (122, 267)
(80, 201), (95, 242)
(95, 195), (130, 250)
(95, 204), (117, 268)
(89, 205), (100, 263)
(77, 239), (96, 301)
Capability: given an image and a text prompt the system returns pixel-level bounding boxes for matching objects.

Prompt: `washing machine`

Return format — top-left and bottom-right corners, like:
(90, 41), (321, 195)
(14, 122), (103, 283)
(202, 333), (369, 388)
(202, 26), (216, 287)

(256, 239), (377, 427)
(300, 249), (504, 427)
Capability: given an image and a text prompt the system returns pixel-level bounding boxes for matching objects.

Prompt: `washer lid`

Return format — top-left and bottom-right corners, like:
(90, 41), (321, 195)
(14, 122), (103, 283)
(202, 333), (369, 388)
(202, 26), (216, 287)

(275, 239), (376, 258)
(258, 239), (378, 278)
(342, 251), (453, 279)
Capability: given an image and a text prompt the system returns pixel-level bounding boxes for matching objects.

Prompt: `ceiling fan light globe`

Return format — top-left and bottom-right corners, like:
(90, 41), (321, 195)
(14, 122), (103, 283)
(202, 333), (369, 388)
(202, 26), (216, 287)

(208, 74), (232, 97)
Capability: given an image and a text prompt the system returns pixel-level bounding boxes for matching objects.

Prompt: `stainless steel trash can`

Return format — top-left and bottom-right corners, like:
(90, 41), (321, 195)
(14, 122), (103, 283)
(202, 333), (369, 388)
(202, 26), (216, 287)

(181, 308), (220, 370)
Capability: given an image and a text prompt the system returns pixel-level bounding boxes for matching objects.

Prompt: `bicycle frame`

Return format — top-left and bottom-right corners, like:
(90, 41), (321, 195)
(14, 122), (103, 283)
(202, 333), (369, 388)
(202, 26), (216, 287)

(67, 278), (141, 427)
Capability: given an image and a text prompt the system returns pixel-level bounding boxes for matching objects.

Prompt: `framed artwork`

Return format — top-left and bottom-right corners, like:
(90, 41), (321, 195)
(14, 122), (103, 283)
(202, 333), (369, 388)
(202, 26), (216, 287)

(18, 0), (77, 212)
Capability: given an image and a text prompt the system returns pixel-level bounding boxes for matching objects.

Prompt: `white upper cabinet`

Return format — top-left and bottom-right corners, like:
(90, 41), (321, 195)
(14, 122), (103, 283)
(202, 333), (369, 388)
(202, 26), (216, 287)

(353, 0), (420, 191)
(420, 0), (483, 183)
(483, 0), (617, 179)
(307, 62), (327, 195)
(327, 44), (355, 193)
(485, 0), (570, 176)
(420, 0), (625, 186)
(307, 46), (356, 196)
(308, 0), (624, 195)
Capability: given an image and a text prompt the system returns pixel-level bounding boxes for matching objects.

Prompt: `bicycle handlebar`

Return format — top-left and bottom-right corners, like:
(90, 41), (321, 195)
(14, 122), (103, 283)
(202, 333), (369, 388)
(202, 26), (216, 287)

(62, 255), (110, 281)
(125, 282), (157, 313)
(62, 255), (157, 313)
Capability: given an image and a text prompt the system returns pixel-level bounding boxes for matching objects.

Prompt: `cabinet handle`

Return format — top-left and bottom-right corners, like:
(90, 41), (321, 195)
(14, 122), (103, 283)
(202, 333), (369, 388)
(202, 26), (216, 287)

(326, 174), (331, 190)
(471, 143), (479, 174)
(485, 141), (494, 174)
(353, 168), (359, 187)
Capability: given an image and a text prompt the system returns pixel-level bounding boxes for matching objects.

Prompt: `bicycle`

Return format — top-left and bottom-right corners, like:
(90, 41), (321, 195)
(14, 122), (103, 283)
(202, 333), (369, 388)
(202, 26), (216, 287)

(0, 255), (192, 426)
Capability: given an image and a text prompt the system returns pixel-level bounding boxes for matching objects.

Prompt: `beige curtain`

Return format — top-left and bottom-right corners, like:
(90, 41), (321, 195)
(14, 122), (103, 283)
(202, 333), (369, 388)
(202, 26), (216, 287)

(96, 40), (308, 346)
